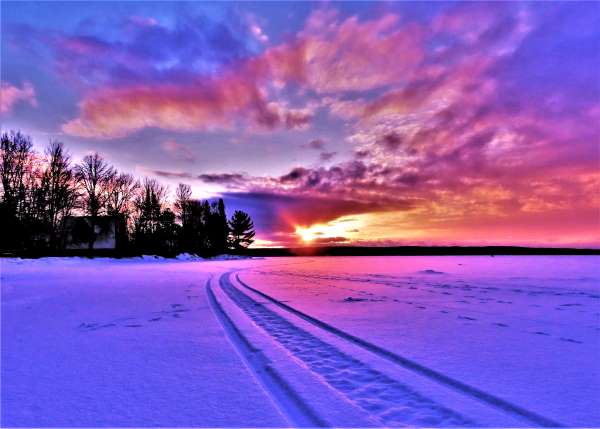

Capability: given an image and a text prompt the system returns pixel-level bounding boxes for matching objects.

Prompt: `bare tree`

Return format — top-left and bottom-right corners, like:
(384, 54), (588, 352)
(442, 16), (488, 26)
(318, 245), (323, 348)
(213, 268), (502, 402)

(1, 131), (33, 218)
(106, 172), (139, 217)
(133, 178), (167, 235)
(75, 153), (115, 249)
(0, 131), (37, 249)
(40, 141), (78, 250)
(174, 183), (192, 226)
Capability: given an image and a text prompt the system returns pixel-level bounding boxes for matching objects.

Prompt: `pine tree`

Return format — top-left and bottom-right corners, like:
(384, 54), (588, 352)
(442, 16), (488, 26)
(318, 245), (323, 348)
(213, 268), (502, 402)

(228, 210), (255, 251)
(216, 198), (229, 253)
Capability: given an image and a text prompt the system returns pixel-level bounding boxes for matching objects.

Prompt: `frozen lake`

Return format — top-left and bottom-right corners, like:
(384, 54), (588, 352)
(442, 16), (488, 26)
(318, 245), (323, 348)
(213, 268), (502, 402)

(2, 256), (599, 427)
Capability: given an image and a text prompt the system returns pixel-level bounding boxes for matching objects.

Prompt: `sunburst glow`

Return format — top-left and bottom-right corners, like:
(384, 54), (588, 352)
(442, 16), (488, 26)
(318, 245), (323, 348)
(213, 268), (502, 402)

(295, 217), (363, 244)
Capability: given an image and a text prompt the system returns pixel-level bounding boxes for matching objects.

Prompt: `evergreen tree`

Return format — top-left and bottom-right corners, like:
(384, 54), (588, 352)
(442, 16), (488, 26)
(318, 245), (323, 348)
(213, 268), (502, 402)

(187, 199), (207, 254)
(216, 198), (229, 253)
(204, 201), (220, 254)
(228, 210), (255, 251)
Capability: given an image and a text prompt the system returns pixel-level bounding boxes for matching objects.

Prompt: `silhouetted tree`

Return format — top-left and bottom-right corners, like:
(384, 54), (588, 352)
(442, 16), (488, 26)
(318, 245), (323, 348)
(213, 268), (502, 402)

(1, 129), (250, 256)
(175, 183), (193, 252)
(186, 199), (207, 254)
(205, 201), (220, 254)
(132, 178), (178, 253)
(228, 210), (255, 251)
(106, 172), (139, 249)
(156, 208), (179, 253)
(216, 198), (229, 253)
(75, 153), (115, 249)
(0, 131), (35, 249)
(174, 183), (192, 224)
(39, 142), (78, 250)
(106, 172), (138, 217)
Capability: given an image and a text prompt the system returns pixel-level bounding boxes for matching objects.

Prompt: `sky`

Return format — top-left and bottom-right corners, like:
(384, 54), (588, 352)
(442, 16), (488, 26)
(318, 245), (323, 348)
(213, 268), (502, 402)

(1, 1), (599, 248)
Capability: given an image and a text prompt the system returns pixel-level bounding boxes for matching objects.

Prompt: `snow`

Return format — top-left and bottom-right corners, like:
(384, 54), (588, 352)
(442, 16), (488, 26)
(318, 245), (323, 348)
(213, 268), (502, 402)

(240, 256), (600, 427)
(2, 255), (599, 427)
(174, 252), (201, 261)
(1, 257), (286, 427)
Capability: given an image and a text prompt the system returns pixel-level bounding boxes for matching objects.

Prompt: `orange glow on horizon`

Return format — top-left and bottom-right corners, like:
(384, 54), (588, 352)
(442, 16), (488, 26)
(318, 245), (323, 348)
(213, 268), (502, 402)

(294, 217), (365, 245)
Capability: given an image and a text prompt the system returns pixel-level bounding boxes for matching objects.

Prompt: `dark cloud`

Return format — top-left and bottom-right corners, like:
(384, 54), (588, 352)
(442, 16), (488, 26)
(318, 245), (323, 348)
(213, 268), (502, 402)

(354, 149), (370, 159)
(312, 236), (349, 244)
(284, 110), (312, 129)
(151, 169), (194, 179)
(307, 139), (325, 150)
(198, 173), (246, 184)
(379, 132), (403, 151)
(280, 167), (309, 183)
(319, 151), (337, 162)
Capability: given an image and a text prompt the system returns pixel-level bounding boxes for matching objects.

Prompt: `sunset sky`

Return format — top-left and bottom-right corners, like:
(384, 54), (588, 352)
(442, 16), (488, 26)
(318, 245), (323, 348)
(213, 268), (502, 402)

(2, 1), (599, 247)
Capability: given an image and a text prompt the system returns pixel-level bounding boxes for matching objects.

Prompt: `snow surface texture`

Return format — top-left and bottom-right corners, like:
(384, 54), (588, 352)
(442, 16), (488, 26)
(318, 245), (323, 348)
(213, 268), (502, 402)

(2, 256), (599, 427)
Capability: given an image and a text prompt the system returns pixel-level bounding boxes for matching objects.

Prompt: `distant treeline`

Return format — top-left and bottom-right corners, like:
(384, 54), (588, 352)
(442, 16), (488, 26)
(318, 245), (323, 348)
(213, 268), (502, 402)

(245, 246), (600, 257)
(0, 130), (255, 256)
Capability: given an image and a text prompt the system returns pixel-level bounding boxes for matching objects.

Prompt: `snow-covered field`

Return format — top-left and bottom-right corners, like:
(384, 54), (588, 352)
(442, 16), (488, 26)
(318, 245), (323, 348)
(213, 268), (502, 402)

(2, 256), (599, 427)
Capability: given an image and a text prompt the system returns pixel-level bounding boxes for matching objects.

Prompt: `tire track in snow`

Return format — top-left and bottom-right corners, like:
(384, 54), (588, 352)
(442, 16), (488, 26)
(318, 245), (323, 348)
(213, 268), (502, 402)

(206, 278), (325, 428)
(219, 272), (472, 427)
(234, 273), (564, 428)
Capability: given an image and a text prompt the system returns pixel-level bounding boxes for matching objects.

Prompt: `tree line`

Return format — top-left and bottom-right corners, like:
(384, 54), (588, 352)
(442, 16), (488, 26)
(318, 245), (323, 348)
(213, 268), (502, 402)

(0, 130), (255, 256)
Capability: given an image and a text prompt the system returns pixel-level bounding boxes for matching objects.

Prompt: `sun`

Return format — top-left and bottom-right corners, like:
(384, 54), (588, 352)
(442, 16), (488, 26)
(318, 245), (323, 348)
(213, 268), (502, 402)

(294, 218), (363, 244)
(295, 226), (318, 242)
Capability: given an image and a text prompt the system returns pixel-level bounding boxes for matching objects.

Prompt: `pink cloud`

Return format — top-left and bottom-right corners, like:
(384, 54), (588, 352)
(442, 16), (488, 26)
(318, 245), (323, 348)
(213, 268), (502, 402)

(61, 8), (425, 138)
(62, 71), (313, 138)
(0, 81), (37, 114)
(263, 10), (425, 93)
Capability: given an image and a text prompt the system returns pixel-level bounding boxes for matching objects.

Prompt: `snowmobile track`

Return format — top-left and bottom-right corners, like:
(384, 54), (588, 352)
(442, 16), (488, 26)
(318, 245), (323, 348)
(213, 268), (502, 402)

(219, 272), (473, 427)
(234, 271), (564, 428)
(206, 278), (325, 427)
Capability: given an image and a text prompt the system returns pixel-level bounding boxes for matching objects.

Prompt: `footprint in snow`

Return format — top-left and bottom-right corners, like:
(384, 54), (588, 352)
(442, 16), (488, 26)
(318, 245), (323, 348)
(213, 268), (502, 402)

(79, 322), (99, 330)
(533, 331), (550, 336)
(419, 269), (445, 275)
(560, 337), (583, 344)
(493, 323), (508, 327)
(125, 324), (143, 328)
(458, 315), (477, 321)
(342, 296), (368, 303)
(149, 317), (161, 322)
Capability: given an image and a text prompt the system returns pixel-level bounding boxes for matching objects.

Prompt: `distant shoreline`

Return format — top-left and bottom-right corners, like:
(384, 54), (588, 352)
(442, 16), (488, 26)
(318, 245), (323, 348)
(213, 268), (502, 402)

(3, 245), (598, 259)
(246, 246), (600, 257)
